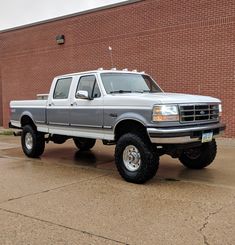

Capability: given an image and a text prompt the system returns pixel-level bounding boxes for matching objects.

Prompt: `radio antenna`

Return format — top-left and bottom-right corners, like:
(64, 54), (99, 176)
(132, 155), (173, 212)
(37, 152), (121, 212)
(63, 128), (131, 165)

(108, 46), (114, 68)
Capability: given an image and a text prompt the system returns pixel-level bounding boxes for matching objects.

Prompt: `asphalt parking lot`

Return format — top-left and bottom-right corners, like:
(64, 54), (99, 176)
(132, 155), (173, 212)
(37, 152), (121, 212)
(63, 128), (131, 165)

(0, 135), (234, 245)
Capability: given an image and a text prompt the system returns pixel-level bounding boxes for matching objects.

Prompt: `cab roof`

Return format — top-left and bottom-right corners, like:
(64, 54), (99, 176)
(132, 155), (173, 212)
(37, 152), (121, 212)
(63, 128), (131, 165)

(55, 69), (146, 79)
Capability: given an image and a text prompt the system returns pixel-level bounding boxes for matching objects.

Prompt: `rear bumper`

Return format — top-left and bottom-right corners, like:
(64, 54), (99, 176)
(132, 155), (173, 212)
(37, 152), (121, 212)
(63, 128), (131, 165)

(147, 122), (226, 144)
(9, 121), (21, 129)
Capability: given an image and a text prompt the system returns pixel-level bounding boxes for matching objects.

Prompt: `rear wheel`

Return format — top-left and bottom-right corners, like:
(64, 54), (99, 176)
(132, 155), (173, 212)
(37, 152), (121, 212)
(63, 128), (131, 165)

(21, 125), (45, 158)
(73, 137), (96, 151)
(179, 140), (217, 169)
(115, 133), (159, 184)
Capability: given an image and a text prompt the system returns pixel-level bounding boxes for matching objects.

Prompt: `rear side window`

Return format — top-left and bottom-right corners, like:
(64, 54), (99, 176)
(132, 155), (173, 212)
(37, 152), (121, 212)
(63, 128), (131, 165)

(76, 75), (101, 98)
(53, 78), (72, 99)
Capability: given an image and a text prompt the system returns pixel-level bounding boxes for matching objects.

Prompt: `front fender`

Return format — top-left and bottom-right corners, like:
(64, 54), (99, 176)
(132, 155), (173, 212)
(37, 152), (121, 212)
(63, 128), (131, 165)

(113, 112), (148, 131)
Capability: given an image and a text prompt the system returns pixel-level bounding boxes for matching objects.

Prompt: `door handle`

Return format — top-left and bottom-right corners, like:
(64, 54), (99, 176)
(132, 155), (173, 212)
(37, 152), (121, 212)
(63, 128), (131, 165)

(71, 102), (77, 106)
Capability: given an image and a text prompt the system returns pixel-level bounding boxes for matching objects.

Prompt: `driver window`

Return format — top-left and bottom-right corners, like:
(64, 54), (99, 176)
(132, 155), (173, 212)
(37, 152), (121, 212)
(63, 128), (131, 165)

(76, 75), (101, 98)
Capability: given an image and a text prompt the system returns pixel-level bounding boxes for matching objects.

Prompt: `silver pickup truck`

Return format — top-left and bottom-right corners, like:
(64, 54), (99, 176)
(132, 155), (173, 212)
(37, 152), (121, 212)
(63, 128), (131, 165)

(10, 69), (226, 183)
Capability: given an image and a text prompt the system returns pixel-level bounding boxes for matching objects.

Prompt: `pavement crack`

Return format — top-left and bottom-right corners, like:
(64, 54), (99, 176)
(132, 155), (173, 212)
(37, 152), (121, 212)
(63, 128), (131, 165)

(0, 173), (110, 205)
(0, 207), (129, 245)
(198, 207), (223, 245)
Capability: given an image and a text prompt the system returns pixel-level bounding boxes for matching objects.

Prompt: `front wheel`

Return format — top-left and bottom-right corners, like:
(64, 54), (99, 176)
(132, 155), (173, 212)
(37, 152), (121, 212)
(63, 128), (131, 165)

(179, 140), (217, 169)
(21, 125), (45, 158)
(115, 133), (159, 184)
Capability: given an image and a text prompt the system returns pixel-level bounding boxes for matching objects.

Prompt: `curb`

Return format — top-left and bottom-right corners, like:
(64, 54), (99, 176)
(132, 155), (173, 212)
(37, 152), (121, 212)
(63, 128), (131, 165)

(0, 127), (14, 135)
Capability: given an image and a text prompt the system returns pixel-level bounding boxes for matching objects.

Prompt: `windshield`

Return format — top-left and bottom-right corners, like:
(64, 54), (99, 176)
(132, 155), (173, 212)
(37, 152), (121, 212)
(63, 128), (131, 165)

(101, 73), (162, 94)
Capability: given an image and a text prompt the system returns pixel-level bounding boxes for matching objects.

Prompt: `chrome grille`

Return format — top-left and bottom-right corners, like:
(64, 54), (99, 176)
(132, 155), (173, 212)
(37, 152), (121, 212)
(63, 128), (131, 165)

(179, 104), (219, 123)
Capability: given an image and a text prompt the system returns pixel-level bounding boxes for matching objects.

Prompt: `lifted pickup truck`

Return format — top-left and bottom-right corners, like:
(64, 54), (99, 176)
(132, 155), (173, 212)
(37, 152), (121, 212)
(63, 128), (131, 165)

(10, 69), (226, 183)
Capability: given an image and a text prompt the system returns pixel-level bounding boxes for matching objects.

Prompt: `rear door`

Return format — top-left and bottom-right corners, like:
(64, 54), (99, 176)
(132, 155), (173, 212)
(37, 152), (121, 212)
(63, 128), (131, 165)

(47, 77), (72, 126)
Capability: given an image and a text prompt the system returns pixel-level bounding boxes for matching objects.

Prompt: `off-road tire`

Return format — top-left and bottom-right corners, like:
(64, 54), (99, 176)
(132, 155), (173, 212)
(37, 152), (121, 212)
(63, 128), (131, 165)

(21, 125), (45, 158)
(73, 138), (96, 151)
(179, 140), (217, 169)
(115, 133), (159, 184)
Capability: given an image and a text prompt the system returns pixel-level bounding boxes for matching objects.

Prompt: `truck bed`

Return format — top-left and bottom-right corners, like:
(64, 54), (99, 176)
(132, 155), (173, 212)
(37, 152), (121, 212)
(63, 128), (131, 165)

(10, 100), (47, 128)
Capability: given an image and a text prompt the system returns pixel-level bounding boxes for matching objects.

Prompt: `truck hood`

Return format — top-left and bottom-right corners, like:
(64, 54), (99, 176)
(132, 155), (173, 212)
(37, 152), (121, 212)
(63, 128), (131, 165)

(105, 92), (221, 107)
(143, 92), (221, 104)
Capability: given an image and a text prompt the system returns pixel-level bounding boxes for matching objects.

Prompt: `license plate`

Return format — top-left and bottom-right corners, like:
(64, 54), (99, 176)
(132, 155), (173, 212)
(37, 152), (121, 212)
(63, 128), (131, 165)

(202, 132), (213, 143)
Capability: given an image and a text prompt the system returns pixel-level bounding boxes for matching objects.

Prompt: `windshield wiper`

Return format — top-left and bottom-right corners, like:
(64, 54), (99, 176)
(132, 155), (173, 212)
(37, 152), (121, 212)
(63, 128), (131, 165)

(109, 90), (159, 94)
(148, 90), (161, 93)
(110, 90), (132, 94)
(138, 89), (161, 93)
(130, 90), (153, 93)
(132, 90), (144, 93)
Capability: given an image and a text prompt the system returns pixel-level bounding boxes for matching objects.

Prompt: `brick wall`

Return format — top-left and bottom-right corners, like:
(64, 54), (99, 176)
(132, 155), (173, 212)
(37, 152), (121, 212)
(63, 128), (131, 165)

(0, 72), (2, 126)
(0, 0), (234, 136)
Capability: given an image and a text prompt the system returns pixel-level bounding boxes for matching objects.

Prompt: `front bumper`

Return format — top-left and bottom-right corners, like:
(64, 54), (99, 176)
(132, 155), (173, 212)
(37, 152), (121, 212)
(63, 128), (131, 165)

(147, 122), (226, 144)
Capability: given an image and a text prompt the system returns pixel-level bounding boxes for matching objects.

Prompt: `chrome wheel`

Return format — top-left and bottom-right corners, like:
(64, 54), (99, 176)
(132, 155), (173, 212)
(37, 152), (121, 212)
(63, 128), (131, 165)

(123, 145), (141, 171)
(25, 132), (33, 150)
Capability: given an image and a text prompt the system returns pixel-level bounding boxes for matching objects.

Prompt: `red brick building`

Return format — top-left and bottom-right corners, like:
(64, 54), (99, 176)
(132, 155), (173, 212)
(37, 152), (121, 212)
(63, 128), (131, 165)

(0, 0), (234, 137)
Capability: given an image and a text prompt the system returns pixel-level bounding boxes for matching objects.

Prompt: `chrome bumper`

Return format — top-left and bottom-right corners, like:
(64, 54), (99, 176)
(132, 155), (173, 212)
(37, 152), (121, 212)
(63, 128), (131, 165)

(147, 123), (226, 144)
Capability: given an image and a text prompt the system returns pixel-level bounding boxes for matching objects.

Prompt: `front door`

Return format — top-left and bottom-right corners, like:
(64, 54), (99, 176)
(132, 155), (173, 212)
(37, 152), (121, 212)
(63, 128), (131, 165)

(70, 75), (103, 130)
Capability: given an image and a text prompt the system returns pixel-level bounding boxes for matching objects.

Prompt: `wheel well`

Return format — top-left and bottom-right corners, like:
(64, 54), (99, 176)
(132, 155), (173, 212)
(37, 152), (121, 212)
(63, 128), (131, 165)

(114, 120), (147, 141)
(21, 115), (36, 130)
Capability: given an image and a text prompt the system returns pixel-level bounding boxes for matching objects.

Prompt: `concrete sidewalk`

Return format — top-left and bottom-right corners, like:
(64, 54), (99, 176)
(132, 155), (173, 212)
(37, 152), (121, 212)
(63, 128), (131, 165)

(0, 135), (234, 245)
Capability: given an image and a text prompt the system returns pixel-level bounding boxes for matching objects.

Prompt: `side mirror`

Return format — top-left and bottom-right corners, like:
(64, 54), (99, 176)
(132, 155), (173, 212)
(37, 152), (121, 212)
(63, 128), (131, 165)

(75, 90), (90, 100)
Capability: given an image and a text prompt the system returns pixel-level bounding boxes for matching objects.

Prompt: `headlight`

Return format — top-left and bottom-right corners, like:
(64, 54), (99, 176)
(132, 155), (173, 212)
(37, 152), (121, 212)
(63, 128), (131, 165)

(219, 104), (222, 117)
(152, 105), (179, 122)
